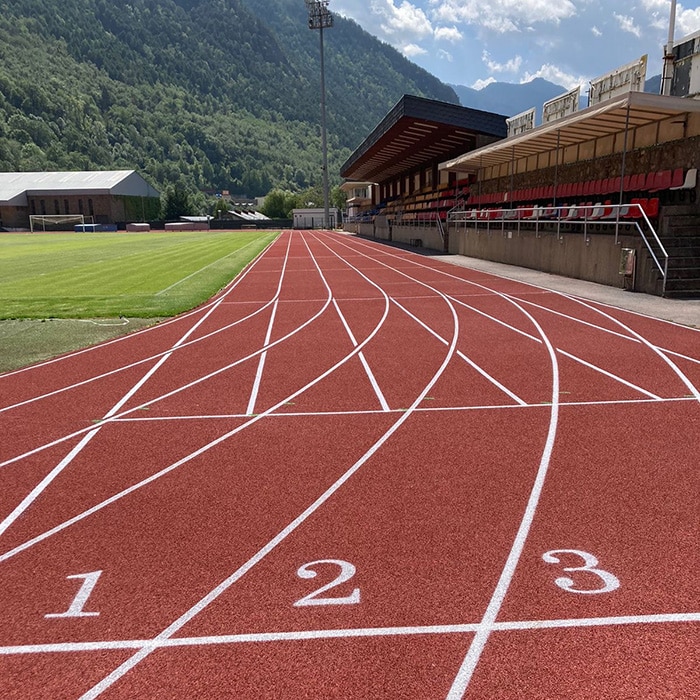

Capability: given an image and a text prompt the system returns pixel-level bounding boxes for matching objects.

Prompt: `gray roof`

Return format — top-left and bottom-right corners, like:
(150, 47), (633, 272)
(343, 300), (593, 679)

(0, 170), (160, 206)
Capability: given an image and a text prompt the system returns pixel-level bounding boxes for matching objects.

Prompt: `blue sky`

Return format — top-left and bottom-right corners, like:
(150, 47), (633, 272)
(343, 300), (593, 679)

(330, 0), (700, 90)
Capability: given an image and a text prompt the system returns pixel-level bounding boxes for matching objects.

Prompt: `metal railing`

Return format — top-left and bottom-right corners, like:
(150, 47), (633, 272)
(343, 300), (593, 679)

(447, 202), (669, 290)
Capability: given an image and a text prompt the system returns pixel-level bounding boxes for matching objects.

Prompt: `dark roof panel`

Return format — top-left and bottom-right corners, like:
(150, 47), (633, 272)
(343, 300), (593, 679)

(340, 95), (507, 182)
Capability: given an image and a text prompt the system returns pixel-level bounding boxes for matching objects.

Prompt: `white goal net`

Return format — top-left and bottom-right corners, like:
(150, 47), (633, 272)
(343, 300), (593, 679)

(30, 214), (86, 232)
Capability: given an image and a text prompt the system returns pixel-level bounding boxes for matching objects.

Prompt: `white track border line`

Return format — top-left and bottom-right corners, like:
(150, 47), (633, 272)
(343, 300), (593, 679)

(245, 299), (279, 416)
(0, 234), (293, 541)
(0, 243), (286, 415)
(0, 232), (281, 380)
(0, 233), (396, 564)
(2, 612), (697, 656)
(78, 232), (462, 700)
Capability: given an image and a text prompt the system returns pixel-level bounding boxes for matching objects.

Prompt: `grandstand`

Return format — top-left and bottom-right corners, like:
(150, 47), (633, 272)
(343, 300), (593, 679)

(342, 53), (700, 298)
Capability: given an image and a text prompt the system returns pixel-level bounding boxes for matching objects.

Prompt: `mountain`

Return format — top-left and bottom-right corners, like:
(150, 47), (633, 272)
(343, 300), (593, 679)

(0, 0), (458, 197)
(451, 78), (568, 121)
(452, 75), (665, 123)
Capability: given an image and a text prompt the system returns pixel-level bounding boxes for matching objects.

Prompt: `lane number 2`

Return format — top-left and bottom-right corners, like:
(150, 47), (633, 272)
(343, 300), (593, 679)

(294, 559), (360, 607)
(45, 570), (103, 618)
(542, 550), (620, 595)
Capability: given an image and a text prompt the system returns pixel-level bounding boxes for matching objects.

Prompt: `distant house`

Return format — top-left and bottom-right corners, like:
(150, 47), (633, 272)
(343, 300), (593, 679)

(0, 170), (160, 230)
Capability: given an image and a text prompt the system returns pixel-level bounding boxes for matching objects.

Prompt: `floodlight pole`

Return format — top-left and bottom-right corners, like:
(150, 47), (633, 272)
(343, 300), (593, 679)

(661, 0), (677, 95)
(306, 0), (333, 229)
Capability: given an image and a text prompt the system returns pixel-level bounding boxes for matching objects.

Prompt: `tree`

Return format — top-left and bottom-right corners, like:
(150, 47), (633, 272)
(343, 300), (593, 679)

(260, 188), (297, 219)
(162, 185), (191, 220)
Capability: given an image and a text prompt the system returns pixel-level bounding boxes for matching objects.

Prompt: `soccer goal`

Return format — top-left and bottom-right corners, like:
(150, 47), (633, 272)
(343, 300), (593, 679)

(29, 214), (86, 232)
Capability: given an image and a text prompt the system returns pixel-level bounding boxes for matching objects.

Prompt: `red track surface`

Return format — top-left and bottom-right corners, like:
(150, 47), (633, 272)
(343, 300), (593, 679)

(1, 230), (698, 699)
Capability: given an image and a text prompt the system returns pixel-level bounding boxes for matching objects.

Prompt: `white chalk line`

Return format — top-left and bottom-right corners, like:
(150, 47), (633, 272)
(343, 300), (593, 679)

(0, 237), (294, 540)
(102, 395), (698, 424)
(0, 234), (282, 381)
(0, 235), (393, 565)
(155, 238), (263, 295)
(2, 612), (696, 656)
(0, 243), (287, 416)
(77, 233), (460, 698)
(245, 300), (279, 416)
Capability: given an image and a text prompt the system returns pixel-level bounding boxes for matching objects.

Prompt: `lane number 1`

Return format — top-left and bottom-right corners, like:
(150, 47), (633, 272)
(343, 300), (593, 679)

(542, 550), (620, 595)
(45, 570), (103, 618)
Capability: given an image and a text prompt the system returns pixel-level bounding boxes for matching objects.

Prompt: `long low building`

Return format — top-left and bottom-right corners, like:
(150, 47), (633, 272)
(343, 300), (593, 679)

(0, 170), (161, 230)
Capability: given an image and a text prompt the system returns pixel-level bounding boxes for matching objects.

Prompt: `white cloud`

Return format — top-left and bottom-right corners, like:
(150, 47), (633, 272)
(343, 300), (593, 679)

(434, 25), (463, 42)
(372, 0), (434, 39)
(614, 13), (642, 38)
(472, 76), (497, 89)
(437, 49), (454, 61)
(429, 0), (577, 33)
(402, 43), (429, 57)
(482, 50), (523, 73)
(522, 64), (589, 91)
(591, 26), (602, 37)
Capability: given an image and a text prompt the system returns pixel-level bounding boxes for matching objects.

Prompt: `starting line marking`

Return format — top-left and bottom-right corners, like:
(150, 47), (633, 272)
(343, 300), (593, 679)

(2, 612), (697, 656)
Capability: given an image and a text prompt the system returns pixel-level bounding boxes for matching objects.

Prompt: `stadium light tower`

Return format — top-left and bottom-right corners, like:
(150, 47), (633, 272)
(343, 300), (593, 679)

(661, 0), (677, 95)
(305, 0), (333, 229)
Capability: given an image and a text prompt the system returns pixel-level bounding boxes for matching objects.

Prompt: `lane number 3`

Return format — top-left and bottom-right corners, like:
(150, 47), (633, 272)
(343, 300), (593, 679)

(294, 559), (360, 607)
(542, 549), (620, 595)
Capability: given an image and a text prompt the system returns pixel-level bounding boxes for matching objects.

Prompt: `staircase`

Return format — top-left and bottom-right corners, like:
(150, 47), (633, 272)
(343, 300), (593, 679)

(658, 206), (700, 298)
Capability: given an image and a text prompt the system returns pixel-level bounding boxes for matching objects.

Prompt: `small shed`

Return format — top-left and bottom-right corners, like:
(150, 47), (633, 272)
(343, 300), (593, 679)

(292, 207), (340, 229)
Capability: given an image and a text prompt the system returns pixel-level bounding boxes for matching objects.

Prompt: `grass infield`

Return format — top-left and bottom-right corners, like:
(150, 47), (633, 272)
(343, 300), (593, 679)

(0, 230), (278, 371)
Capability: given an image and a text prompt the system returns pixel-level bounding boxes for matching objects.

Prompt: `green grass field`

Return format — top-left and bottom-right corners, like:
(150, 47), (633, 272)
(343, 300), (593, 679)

(0, 230), (278, 319)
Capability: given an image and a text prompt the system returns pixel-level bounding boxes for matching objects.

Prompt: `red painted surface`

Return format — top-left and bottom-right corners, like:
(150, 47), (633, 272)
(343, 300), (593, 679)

(0, 230), (697, 699)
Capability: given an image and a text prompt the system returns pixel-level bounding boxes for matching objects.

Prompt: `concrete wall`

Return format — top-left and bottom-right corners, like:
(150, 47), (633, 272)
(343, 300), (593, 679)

(448, 224), (662, 295)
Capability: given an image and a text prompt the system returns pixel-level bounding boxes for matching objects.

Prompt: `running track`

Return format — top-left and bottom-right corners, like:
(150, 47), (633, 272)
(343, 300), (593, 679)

(1, 230), (698, 699)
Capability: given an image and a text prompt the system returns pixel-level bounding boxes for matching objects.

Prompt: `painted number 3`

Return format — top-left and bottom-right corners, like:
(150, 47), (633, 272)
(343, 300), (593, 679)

(294, 559), (360, 607)
(543, 549), (620, 595)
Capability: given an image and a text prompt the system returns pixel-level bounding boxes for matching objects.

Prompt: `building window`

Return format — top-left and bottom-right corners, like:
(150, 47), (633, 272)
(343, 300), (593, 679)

(88, 199), (94, 216)
(78, 199), (83, 214)
(64, 199), (70, 214)
(30, 200), (36, 215)
(54, 200), (60, 214)
(40, 200), (46, 215)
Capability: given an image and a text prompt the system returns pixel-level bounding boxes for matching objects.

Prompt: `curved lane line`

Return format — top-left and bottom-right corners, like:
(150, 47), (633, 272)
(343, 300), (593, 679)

(0, 232), (391, 563)
(0, 235), (295, 539)
(78, 231), (461, 700)
(0, 236), (287, 414)
(0, 233), (282, 381)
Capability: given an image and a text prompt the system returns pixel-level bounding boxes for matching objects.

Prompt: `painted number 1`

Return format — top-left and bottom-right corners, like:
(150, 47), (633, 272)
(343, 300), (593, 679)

(543, 550), (620, 595)
(45, 570), (102, 618)
(294, 559), (360, 607)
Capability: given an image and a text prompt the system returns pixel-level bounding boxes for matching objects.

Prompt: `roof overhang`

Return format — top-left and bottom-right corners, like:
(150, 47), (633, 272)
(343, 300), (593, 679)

(341, 95), (507, 183)
(441, 91), (700, 174)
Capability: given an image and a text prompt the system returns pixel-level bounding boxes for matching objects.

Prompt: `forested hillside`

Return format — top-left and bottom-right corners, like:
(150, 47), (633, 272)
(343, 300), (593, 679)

(0, 0), (458, 196)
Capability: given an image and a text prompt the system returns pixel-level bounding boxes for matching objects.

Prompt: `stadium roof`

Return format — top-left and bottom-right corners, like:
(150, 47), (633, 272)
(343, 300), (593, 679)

(441, 91), (700, 174)
(0, 170), (160, 206)
(340, 95), (507, 183)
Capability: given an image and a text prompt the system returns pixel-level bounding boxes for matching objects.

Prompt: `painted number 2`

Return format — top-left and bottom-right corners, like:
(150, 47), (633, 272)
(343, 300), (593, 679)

(45, 570), (103, 618)
(543, 549), (620, 595)
(294, 559), (360, 607)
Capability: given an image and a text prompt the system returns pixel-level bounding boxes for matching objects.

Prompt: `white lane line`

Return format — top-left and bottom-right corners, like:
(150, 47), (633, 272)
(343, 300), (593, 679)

(78, 233), (461, 699)
(0, 238), (293, 539)
(246, 300), (279, 416)
(103, 395), (698, 423)
(332, 298), (391, 412)
(556, 349), (663, 400)
(155, 239), (262, 295)
(3, 612), (697, 656)
(391, 298), (527, 406)
(339, 236), (675, 403)
(0, 234), (281, 381)
(0, 236), (391, 564)
(0, 242), (284, 415)
(560, 293), (700, 403)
